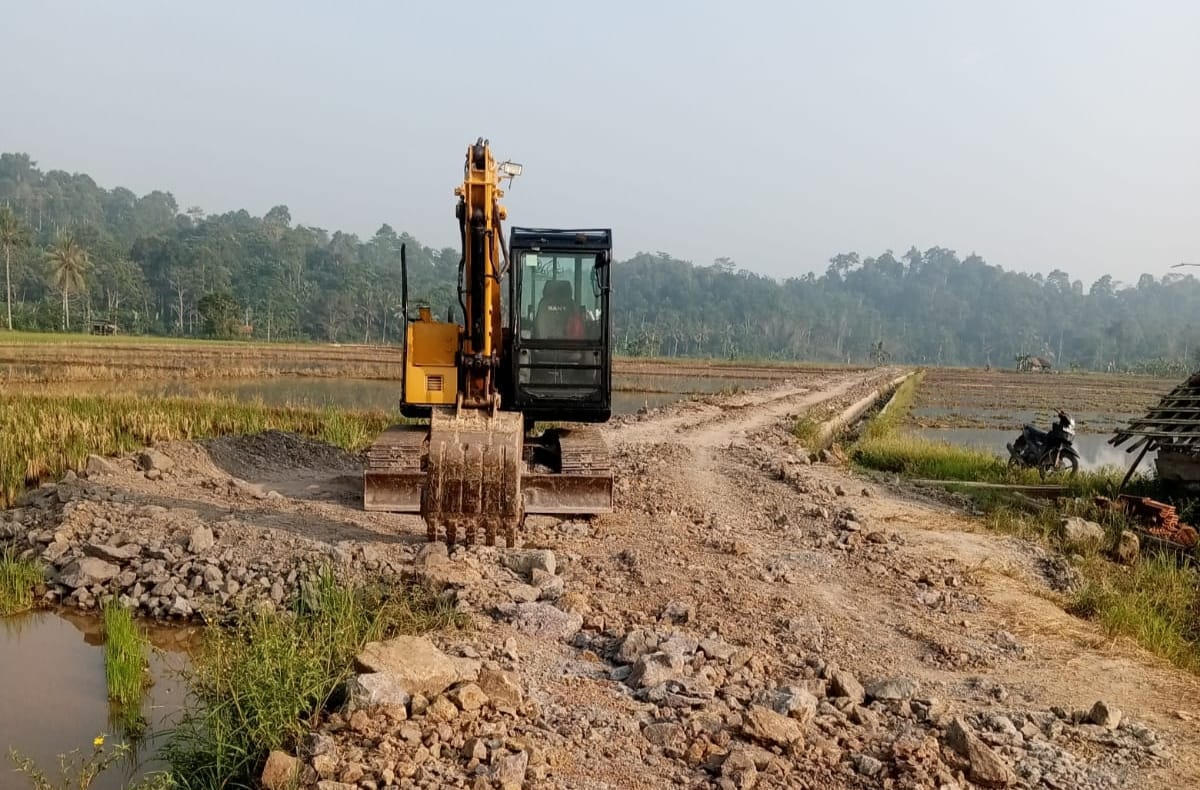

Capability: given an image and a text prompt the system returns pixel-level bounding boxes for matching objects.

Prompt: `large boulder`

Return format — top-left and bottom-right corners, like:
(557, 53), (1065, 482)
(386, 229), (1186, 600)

(345, 672), (412, 712)
(503, 549), (556, 579)
(865, 676), (916, 702)
(742, 704), (804, 747)
(627, 651), (684, 689)
(944, 716), (1016, 787)
(137, 449), (174, 473)
(260, 751), (300, 790)
(1060, 517), (1105, 552)
(477, 668), (524, 707)
(58, 557), (118, 589)
(501, 601), (583, 641)
(354, 636), (480, 699)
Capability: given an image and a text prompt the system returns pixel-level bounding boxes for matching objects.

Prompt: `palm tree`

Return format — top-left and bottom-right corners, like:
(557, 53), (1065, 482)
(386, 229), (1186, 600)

(45, 234), (91, 331)
(0, 206), (30, 331)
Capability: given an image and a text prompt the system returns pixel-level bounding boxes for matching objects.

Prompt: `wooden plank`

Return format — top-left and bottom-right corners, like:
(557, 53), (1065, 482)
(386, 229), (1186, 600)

(909, 479), (1068, 497)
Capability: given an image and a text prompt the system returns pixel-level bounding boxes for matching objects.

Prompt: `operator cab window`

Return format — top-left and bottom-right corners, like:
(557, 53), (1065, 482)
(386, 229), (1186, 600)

(518, 252), (603, 341)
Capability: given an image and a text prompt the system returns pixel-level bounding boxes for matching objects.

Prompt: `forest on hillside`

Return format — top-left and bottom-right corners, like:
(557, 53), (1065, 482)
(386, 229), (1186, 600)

(1, 151), (1198, 373)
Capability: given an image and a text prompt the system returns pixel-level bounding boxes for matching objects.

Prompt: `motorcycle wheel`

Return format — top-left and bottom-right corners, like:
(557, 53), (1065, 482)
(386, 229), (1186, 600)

(1040, 452), (1079, 479)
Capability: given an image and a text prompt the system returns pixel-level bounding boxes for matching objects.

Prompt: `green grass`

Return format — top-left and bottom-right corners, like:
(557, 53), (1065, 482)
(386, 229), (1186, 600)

(1070, 553), (1200, 672)
(0, 550), (44, 616)
(851, 431), (1142, 499)
(103, 600), (152, 740)
(861, 370), (924, 440)
(791, 415), (822, 446)
(852, 431), (1012, 480)
(0, 393), (399, 508)
(162, 568), (465, 790)
(0, 330), (330, 348)
(103, 601), (150, 710)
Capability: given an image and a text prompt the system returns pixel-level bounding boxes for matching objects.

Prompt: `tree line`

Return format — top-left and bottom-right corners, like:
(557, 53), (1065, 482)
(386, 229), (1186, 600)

(2, 151), (1197, 371)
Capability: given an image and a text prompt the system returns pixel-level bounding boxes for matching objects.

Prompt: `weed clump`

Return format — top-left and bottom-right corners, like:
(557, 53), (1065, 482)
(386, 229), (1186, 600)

(163, 569), (464, 789)
(0, 550), (43, 616)
(1069, 554), (1200, 672)
(103, 600), (151, 730)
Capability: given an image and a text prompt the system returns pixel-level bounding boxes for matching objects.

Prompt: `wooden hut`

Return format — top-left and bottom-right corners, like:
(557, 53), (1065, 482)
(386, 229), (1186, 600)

(1110, 370), (1200, 486)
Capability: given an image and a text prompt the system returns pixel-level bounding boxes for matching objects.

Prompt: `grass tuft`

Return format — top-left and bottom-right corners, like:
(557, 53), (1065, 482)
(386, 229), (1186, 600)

(862, 370), (924, 440)
(791, 415), (821, 446)
(1069, 554), (1200, 672)
(103, 600), (150, 713)
(0, 550), (44, 616)
(162, 568), (464, 789)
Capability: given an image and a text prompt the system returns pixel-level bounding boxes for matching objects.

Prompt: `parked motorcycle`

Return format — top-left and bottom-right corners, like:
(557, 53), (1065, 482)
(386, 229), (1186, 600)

(1006, 410), (1080, 478)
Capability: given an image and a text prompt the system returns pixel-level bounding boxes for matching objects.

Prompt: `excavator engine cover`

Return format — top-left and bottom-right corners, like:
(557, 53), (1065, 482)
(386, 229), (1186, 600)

(424, 408), (524, 546)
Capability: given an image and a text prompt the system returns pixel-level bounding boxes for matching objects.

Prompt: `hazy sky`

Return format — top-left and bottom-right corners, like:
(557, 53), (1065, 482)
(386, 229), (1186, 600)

(3, 1), (1197, 282)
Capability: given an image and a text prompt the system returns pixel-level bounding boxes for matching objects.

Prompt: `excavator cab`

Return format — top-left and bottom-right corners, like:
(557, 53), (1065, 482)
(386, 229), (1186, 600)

(504, 228), (612, 424)
(362, 141), (613, 546)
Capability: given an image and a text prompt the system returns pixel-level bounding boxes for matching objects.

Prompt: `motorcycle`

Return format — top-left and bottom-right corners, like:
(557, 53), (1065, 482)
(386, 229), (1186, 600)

(1006, 409), (1080, 478)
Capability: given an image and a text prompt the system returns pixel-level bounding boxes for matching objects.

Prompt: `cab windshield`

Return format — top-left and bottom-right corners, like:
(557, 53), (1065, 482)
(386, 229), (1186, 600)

(517, 251), (603, 341)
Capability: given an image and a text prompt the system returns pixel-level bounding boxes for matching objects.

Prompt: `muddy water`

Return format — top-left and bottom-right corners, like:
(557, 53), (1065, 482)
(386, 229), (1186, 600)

(0, 612), (194, 790)
(40, 374), (761, 415)
(914, 428), (1149, 472)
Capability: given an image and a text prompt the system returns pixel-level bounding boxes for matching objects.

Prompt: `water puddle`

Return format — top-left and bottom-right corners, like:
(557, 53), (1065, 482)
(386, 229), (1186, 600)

(0, 611), (195, 790)
(913, 427), (1149, 472)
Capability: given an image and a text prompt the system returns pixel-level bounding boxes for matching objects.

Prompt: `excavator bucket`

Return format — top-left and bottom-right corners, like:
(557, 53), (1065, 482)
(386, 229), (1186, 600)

(424, 408), (525, 546)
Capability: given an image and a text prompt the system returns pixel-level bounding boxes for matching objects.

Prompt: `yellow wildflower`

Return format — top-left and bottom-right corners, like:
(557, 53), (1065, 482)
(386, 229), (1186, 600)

(93, 735), (105, 748)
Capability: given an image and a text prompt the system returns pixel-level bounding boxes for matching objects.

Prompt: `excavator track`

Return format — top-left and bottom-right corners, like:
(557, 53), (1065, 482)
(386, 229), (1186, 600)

(363, 420), (612, 545)
(363, 425), (426, 514)
(524, 426), (614, 516)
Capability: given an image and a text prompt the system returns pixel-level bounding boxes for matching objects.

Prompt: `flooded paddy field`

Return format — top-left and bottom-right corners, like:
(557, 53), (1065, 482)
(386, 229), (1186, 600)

(911, 367), (1176, 433)
(908, 367), (1180, 472)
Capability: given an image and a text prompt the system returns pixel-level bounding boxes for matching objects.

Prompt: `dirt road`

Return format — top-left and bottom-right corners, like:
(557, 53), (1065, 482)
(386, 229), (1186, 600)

(6, 367), (1197, 788)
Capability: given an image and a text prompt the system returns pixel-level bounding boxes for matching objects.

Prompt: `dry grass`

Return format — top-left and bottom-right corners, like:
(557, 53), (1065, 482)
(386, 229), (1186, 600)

(0, 393), (397, 507)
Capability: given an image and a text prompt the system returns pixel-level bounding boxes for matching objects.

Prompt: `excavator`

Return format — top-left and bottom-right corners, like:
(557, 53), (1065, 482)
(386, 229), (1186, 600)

(362, 138), (614, 546)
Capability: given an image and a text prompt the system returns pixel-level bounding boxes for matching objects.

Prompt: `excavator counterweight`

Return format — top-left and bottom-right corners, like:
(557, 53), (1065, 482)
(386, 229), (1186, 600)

(363, 139), (614, 546)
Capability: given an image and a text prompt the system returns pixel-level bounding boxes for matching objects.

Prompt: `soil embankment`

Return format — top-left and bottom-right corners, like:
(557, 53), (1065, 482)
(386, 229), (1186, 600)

(2, 367), (1196, 788)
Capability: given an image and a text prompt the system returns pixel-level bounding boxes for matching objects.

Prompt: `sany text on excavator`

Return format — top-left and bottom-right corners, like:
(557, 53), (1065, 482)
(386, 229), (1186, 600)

(363, 138), (614, 546)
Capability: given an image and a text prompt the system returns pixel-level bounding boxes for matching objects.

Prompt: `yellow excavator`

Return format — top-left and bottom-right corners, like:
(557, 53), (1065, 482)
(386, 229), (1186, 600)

(363, 138), (614, 546)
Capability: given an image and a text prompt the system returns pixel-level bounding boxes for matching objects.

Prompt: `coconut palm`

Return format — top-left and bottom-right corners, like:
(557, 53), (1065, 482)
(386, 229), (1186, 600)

(44, 234), (91, 331)
(0, 206), (30, 331)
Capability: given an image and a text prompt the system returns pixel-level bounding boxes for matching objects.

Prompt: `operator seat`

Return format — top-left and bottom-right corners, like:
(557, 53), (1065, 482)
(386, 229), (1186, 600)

(534, 280), (575, 339)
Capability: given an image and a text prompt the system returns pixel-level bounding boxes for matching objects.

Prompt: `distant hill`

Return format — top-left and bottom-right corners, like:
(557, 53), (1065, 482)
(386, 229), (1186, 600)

(2, 151), (1197, 372)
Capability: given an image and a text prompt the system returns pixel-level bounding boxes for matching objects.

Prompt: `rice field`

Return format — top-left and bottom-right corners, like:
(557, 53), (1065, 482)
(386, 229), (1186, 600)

(0, 393), (395, 508)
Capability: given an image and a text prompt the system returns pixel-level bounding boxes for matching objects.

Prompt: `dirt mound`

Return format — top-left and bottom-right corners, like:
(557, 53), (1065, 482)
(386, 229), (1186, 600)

(202, 430), (360, 480)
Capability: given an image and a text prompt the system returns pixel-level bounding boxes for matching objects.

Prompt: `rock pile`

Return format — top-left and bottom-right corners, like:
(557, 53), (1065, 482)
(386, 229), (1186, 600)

(0, 472), (402, 621)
